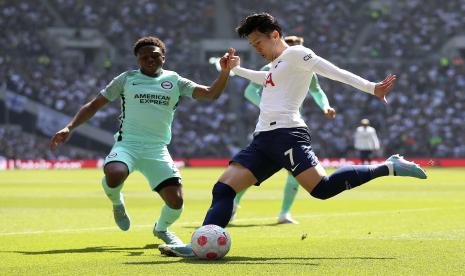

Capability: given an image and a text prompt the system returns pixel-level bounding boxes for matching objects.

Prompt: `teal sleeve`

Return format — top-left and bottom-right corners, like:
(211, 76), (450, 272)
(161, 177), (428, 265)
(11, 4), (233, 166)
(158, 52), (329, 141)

(177, 76), (198, 98)
(244, 82), (262, 107)
(308, 74), (330, 110)
(244, 63), (270, 106)
(100, 72), (127, 101)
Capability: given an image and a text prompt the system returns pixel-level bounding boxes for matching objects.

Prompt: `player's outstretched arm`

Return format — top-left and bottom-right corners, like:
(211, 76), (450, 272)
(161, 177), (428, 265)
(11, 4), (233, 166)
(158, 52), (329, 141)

(310, 55), (396, 102)
(229, 49), (267, 85)
(192, 48), (233, 100)
(50, 94), (109, 150)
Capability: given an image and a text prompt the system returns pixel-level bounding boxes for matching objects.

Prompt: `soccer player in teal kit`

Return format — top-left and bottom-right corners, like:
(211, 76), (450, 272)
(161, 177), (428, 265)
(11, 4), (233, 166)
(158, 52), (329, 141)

(50, 36), (233, 245)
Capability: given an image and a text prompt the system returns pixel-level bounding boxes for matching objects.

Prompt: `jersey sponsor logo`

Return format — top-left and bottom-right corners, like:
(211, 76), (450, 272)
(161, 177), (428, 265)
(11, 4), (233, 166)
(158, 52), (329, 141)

(107, 152), (117, 158)
(264, 73), (275, 87)
(303, 53), (312, 61)
(161, 81), (173, 89)
(134, 93), (171, 105)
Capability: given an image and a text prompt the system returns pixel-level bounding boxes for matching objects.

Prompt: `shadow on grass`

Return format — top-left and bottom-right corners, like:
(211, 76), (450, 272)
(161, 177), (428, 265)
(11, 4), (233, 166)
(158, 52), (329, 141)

(126, 255), (396, 266)
(183, 222), (280, 229)
(10, 243), (159, 256)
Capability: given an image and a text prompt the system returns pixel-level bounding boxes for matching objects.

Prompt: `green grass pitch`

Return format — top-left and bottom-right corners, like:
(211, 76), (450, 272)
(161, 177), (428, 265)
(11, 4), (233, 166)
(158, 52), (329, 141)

(1, 167), (465, 275)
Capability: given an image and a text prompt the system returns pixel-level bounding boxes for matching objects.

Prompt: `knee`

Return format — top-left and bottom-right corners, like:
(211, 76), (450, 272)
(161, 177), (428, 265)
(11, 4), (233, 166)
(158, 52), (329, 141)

(166, 196), (183, 209)
(309, 176), (331, 200)
(104, 165), (128, 188)
(105, 173), (126, 188)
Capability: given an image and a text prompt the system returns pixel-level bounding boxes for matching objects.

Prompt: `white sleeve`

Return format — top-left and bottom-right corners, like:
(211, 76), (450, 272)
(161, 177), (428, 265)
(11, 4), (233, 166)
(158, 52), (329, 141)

(312, 58), (376, 94)
(292, 46), (376, 94)
(232, 66), (267, 85)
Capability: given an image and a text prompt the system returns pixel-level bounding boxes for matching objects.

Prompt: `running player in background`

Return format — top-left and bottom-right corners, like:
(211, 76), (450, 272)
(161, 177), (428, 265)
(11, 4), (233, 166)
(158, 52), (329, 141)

(232, 35), (336, 225)
(159, 13), (427, 257)
(50, 36), (232, 245)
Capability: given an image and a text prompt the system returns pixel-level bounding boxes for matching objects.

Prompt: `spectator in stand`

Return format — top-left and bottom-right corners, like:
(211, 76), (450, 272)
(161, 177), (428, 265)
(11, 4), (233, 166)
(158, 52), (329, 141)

(1, 0), (464, 159)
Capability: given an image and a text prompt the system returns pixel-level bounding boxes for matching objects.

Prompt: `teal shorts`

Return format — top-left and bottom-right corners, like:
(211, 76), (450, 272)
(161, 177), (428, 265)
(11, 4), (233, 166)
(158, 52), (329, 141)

(104, 140), (181, 191)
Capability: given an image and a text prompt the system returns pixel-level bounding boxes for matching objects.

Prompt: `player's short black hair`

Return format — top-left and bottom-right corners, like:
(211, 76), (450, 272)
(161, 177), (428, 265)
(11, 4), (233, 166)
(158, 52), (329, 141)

(236, 12), (283, 38)
(133, 36), (166, 56)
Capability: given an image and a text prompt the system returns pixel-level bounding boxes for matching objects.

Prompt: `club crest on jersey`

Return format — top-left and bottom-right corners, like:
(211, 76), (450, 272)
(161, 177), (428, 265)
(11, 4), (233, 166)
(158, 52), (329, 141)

(303, 53), (313, 61)
(264, 72), (275, 87)
(161, 81), (173, 89)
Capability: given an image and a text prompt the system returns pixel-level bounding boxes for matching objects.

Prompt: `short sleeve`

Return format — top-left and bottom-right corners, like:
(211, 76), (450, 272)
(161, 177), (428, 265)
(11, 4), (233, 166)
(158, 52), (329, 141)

(177, 76), (198, 98)
(100, 72), (127, 101)
(289, 45), (322, 72)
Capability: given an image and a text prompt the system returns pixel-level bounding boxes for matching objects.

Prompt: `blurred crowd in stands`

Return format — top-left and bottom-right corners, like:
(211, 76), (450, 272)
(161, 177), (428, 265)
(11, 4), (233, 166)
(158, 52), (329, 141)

(1, 0), (464, 159)
(0, 125), (100, 160)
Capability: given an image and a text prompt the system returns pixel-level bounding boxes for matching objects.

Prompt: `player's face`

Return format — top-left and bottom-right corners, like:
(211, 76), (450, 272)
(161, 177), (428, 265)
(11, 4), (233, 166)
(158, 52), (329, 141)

(248, 30), (279, 62)
(137, 45), (165, 76)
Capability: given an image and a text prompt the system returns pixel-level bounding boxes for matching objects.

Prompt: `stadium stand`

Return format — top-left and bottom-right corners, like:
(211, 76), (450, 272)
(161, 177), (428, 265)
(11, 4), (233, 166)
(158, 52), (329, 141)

(1, 0), (464, 159)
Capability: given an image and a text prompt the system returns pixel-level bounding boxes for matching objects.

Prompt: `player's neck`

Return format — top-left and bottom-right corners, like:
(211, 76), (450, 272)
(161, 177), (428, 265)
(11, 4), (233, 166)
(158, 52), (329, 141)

(140, 68), (162, 77)
(270, 41), (288, 62)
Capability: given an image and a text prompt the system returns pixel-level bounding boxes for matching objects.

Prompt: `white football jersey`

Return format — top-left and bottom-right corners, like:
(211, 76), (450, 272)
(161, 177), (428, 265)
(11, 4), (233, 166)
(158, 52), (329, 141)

(233, 45), (376, 133)
(354, 126), (380, 150)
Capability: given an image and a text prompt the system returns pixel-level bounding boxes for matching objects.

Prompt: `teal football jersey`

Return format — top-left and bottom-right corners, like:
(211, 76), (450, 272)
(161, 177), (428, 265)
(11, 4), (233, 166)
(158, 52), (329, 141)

(100, 69), (197, 144)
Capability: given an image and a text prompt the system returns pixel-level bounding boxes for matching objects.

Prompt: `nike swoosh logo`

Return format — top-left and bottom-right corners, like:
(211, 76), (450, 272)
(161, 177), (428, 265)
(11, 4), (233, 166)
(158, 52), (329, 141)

(132, 82), (146, 86)
(291, 163), (300, 172)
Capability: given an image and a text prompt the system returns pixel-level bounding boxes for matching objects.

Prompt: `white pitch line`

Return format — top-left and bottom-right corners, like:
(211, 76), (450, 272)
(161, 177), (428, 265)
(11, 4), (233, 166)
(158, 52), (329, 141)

(1, 206), (464, 236)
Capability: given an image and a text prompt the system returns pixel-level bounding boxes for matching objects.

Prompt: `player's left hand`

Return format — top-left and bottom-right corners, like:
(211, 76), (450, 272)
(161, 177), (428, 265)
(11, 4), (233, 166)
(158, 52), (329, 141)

(219, 48), (235, 72)
(323, 107), (336, 119)
(374, 74), (396, 104)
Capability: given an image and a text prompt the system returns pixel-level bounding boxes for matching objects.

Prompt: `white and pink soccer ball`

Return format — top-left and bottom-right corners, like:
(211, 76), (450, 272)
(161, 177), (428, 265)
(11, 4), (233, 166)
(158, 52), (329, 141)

(191, 224), (231, 260)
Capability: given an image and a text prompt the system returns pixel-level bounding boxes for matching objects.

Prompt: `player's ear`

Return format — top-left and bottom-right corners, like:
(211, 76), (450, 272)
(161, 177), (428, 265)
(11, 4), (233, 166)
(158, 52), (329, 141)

(272, 30), (280, 40)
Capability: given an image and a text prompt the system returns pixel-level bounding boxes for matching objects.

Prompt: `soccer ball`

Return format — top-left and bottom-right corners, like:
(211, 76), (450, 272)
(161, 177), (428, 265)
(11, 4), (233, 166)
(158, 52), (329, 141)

(191, 224), (231, 259)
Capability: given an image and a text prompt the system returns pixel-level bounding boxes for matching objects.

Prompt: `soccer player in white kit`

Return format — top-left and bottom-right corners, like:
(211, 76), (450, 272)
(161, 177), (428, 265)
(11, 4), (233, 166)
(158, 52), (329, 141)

(159, 13), (427, 257)
(231, 35), (336, 225)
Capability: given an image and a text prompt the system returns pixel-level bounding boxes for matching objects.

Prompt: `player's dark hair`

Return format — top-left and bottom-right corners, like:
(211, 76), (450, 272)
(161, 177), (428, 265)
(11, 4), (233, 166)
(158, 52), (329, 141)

(133, 36), (166, 56)
(236, 12), (283, 38)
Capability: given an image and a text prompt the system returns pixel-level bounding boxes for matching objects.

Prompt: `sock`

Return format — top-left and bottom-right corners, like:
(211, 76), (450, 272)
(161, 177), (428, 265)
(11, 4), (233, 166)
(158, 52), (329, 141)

(310, 165), (389, 200)
(155, 204), (183, 232)
(384, 161), (394, 175)
(234, 189), (247, 205)
(101, 177), (124, 205)
(202, 182), (236, 228)
(280, 174), (299, 214)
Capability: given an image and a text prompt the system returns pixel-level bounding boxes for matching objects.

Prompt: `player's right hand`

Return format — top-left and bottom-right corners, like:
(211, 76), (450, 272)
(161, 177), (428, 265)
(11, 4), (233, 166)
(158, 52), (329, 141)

(50, 127), (71, 151)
